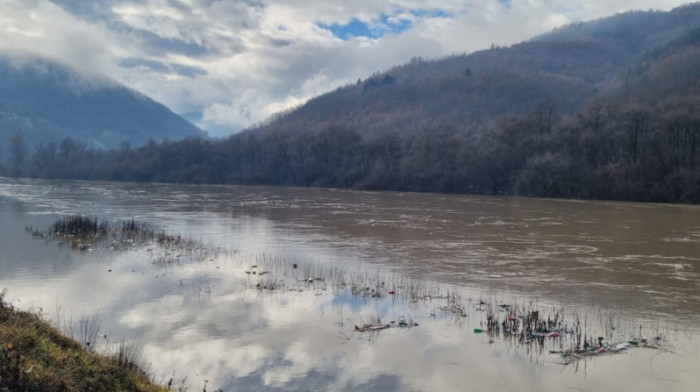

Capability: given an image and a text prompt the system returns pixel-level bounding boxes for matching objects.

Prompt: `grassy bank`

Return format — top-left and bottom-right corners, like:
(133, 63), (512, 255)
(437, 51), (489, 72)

(0, 292), (168, 392)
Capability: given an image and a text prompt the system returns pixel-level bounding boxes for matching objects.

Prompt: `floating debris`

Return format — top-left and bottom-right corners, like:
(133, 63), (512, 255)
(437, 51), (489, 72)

(354, 324), (390, 332)
(354, 320), (418, 333)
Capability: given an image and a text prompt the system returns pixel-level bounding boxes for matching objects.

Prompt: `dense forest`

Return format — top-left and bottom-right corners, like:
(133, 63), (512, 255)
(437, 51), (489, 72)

(2, 4), (700, 203)
(250, 4), (700, 139)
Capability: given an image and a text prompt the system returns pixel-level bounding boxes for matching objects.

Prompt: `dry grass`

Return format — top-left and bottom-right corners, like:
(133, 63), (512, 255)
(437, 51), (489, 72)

(0, 290), (169, 392)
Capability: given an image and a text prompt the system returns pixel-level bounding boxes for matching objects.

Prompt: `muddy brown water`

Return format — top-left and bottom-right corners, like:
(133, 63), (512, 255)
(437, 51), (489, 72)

(0, 178), (698, 391)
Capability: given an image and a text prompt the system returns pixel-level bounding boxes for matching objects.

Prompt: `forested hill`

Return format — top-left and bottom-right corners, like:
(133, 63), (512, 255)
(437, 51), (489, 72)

(4, 4), (700, 203)
(0, 54), (203, 149)
(250, 3), (700, 139)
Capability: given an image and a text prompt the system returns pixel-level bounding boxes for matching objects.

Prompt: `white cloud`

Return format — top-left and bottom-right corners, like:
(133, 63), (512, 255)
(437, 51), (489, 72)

(0, 0), (117, 72)
(0, 0), (694, 137)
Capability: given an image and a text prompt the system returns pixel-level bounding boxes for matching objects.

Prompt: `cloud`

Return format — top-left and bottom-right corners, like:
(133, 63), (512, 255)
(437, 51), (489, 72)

(0, 0), (116, 72)
(0, 0), (694, 137)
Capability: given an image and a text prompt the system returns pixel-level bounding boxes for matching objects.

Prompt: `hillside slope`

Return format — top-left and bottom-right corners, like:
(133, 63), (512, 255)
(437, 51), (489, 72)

(6, 4), (700, 203)
(251, 3), (700, 139)
(0, 54), (202, 149)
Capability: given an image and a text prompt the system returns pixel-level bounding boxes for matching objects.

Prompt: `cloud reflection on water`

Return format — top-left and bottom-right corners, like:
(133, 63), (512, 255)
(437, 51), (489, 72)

(0, 179), (698, 391)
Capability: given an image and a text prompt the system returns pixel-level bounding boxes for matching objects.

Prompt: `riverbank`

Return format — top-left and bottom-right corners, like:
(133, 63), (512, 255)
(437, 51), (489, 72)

(0, 291), (168, 392)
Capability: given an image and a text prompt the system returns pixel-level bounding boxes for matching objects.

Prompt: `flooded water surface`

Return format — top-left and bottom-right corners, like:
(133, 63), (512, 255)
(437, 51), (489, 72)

(0, 178), (698, 391)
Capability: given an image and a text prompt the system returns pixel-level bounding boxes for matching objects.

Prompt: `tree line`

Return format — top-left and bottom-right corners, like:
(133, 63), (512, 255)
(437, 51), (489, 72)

(3, 97), (700, 203)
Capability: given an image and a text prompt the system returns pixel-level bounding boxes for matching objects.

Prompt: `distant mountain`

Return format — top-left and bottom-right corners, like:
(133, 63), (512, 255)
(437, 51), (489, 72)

(250, 3), (700, 139)
(0, 54), (203, 149)
(8, 4), (700, 203)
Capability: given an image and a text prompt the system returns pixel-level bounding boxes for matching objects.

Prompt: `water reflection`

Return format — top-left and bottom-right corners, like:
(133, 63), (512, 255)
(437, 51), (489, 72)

(2, 178), (699, 320)
(0, 178), (698, 391)
(117, 261), (697, 391)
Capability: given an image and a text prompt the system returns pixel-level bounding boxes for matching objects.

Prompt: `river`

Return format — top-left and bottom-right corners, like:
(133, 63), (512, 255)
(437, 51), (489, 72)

(0, 178), (698, 391)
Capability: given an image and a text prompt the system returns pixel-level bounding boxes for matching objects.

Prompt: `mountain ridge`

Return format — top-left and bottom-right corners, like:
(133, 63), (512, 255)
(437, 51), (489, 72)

(0, 53), (203, 150)
(5, 3), (700, 203)
(248, 3), (700, 139)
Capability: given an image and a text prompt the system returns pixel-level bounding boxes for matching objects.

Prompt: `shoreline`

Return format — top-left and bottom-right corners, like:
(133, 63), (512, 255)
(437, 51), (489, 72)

(4, 175), (700, 207)
(0, 291), (169, 392)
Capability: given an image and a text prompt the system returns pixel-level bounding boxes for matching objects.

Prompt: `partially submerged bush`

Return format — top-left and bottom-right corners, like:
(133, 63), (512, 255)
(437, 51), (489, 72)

(49, 215), (109, 237)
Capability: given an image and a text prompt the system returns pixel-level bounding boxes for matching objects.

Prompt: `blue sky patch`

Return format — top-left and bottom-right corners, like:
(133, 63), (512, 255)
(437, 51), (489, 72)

(322, 18), (386, 40)
(320, 9), (449, 40)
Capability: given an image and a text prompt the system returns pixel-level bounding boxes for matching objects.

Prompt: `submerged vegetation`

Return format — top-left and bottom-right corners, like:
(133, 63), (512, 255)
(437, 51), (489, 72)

(262, 259), (668, 360)
(26, 216), (110, 251)
(17, 215), (679, 390)
(223, 240), (673, 365)
(27, 216), (212, 265)
(0, 290), (167, 392)
(48, 216), (109, 238)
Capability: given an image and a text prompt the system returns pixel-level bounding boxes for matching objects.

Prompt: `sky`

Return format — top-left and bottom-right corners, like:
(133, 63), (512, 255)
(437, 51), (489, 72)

(0, 0), (694, 137)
